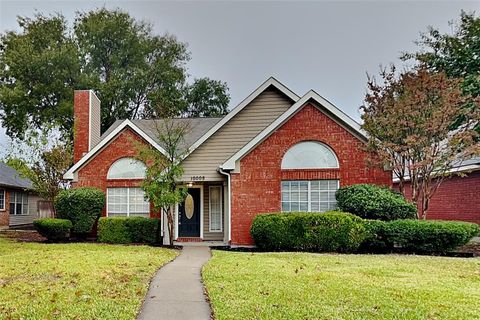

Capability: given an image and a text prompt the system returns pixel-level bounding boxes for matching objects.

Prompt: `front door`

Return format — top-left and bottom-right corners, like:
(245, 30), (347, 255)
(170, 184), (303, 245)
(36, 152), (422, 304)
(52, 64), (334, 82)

(178, 188), (201, 237)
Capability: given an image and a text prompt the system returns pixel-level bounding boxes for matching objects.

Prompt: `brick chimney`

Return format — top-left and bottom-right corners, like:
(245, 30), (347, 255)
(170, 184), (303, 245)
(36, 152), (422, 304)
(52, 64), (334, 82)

(73, 90), (101, 163)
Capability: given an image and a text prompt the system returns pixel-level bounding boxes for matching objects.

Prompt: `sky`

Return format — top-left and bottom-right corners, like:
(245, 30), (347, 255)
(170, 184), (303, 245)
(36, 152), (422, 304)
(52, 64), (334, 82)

(0, 0), (478, 153)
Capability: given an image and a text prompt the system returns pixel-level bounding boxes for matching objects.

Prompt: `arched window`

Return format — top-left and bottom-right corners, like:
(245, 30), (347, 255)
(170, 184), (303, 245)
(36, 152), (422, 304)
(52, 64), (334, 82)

(107, 158), (146, 179)
(281, 141), (339, 169)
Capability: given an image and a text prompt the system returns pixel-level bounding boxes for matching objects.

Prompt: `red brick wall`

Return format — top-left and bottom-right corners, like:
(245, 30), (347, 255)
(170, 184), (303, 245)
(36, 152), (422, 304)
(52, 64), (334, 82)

(399, 171), (480, 224)
(74, 91), (91, 163)
(74, 128), (158, 218)
(230, 104), (392, 245)
(0, 189), (10, 227)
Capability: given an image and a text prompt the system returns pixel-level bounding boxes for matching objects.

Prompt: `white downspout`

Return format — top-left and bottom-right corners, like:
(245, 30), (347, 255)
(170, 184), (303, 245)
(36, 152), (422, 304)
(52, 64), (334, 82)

(219, 168), (231, 243)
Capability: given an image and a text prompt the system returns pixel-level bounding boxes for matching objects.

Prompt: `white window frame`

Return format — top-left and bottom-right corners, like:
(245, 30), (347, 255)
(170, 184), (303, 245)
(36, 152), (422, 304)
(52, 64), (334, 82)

(281, 180), (339, 212)
(0, 189), (5, 210)
(281, 141), (339, 170)
(107, 158), (147, 180)
(9, 191), (29, 215)
(209, 186), (223, 232)
(106, 187), (150, 217)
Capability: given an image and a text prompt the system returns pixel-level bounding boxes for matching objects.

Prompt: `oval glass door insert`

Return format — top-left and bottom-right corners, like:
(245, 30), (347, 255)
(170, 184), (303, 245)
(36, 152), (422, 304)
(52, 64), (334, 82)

(185, 194), (194, 219)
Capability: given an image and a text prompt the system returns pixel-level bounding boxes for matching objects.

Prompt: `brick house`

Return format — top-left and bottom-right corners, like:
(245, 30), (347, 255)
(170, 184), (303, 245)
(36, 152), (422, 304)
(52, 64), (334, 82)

(64, 78), (391, 245)
(395, 158), (480, 224)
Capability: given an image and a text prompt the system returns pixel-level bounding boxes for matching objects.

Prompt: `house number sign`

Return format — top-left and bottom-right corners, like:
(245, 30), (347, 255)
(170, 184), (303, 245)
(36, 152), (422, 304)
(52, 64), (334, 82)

(190, 176), (205, 181)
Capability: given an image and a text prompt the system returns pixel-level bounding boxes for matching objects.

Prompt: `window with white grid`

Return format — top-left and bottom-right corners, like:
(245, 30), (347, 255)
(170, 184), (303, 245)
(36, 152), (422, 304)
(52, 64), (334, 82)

(9, 191), (28, 215)
(281, 180), (339, 212)
(209, 186), (222, 232)
(107, 188), (149, 217)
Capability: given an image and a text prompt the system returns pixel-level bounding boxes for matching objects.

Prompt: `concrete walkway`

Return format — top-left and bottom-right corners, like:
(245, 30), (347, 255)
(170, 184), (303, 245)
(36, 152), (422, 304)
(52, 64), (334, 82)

(137, 246), (212, 320)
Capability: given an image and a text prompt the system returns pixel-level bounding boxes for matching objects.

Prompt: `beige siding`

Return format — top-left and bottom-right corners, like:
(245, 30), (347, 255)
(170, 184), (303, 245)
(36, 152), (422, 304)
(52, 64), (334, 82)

(9, 192), (39, 227)
(182, 87), (294, 181)
(203, 183), (224, 241)
(89, 91), (101, 149)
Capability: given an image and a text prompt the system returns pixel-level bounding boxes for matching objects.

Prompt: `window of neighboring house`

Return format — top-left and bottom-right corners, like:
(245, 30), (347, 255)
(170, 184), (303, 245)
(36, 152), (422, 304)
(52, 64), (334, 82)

(107, 158), (147, 179)
(10, 191), (29, 215)
(209, 186), (222, 232)
(0, 190), (5, 210)
(281, 141), (339, 169)
(106, 188), (149, 217)
(281, 180), (339, 212)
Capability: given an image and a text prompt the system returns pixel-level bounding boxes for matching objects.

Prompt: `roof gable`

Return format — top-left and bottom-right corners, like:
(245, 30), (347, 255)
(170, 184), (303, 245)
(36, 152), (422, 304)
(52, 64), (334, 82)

(64, 120), (168, 180)
(183, 77), (299, 158)
(221, 90), (367, 170)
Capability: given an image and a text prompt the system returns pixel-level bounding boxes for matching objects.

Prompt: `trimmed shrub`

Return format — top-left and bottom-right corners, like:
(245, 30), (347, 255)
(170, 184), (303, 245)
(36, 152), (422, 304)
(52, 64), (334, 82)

(97, 217), (158, 244)
(33, 218), (72, 242)
(359, 220), (394, 253)
(336, 184), (417, 221)
(250, 211), (367, 253)
(387, 219), (479, 253)
(55, 187), (105, 236)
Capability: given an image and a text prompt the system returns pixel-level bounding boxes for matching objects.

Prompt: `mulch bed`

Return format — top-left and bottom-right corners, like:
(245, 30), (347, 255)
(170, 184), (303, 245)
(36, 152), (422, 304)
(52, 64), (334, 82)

(0, 230), (47, 242)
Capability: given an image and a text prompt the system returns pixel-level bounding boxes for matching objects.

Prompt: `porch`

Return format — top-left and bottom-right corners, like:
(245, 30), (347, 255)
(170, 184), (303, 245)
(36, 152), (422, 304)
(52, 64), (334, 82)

(163, 180), (230, 245)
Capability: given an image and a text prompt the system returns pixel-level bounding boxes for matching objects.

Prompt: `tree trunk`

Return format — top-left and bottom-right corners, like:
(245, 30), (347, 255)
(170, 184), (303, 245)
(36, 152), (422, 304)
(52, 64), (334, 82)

(166, 207), (175, 248)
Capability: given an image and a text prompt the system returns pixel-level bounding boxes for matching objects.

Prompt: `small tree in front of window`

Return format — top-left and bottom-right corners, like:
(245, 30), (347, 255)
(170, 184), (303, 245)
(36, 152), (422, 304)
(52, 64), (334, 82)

(136, 119), (190, 246)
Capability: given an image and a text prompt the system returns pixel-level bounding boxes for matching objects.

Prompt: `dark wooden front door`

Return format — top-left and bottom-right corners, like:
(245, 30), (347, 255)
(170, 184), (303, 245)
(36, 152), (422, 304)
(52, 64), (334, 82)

(178, 188), (201, 237)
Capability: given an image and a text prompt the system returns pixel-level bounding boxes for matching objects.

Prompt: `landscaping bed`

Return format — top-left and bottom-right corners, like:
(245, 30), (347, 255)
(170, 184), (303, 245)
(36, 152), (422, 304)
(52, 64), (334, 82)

(203, 250), (480, 320)
(0, 237), (178, 319)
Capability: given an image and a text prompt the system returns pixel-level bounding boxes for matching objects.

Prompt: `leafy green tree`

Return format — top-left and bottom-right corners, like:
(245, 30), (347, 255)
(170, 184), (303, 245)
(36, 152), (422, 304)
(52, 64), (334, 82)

(135, 119), (190, 246)
(0, 14), (79, 138)
(184, 78), (230, 117)
(0, 8), (230, 140)
(404, 11), (479, 131)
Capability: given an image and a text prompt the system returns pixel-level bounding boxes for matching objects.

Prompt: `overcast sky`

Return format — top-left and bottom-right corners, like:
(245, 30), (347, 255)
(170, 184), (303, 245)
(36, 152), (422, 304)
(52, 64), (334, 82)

(0, 0), (478, 152)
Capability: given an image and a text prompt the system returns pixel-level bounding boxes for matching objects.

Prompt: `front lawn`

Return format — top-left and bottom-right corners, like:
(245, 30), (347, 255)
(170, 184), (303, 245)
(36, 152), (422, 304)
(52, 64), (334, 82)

(0, 238), (178, 319)
(203, 251), (480, 319)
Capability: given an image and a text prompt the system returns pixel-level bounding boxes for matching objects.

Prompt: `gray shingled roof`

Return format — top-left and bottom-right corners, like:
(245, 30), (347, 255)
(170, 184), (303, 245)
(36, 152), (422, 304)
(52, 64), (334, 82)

(101, 117), (223, 153)
(0, 162), (32, 189)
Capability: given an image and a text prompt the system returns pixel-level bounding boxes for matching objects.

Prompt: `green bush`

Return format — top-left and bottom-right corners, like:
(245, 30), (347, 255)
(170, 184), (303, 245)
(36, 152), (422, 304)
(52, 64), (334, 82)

(250, 211), (367, 253)
(359, 220), (394, 253)
(97, 217), (158, 244)
(55, 187), (105, 236)
(336, 184), (417, 221)
(387, 220), (479, 253)
(33, 218), (72, 242)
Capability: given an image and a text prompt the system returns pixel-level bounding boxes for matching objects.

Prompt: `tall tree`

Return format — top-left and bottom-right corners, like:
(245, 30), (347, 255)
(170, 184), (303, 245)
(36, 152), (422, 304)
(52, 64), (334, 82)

(404, 11), (480, 131)
(0, 8), (230, 140)
(362, 66), (480, 219)
(184, 78), (230, 117)
(0, 14), (79, 138)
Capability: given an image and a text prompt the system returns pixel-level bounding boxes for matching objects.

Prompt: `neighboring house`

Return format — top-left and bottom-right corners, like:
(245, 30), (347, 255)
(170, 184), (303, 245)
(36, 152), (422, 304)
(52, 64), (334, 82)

(395, 157), (480, 224)
(0, 163), (42, 228)
(64, 77), (391, 245)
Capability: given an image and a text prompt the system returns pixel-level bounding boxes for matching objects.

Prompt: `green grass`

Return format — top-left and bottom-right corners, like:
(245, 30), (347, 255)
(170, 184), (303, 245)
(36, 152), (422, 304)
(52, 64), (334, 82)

(203, 251), (480, 320)
(0, 238), (178, 319)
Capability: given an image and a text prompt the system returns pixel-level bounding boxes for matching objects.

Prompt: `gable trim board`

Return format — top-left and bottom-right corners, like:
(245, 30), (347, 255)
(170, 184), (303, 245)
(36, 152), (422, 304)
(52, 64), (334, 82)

(220, 90), (367, 171)
(64, 119), (168, 180)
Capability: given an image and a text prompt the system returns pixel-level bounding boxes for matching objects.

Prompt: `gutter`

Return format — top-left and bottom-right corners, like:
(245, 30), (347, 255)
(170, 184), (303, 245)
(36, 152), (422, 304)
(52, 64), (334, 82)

(218, 168), (232, 243)
(392, 164), (480, 183)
